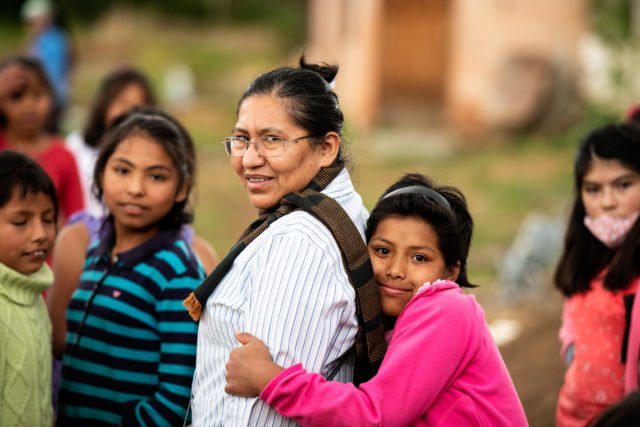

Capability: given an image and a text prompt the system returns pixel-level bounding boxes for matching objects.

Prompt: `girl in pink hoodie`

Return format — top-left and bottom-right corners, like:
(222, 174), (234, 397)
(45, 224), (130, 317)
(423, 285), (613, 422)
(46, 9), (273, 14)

(224, 173), (528, 427)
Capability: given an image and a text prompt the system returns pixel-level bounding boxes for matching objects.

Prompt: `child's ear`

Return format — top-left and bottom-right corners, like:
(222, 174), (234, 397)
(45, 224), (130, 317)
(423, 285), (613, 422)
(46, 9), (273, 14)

(175, 181), (189, 203)
(445, 261), (461, 282)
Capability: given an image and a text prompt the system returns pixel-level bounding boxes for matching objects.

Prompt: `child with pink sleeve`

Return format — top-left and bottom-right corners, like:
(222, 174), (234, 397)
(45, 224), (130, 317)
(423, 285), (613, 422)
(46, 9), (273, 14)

(554, 123), (640, 426)
(224, 173), (528, 427)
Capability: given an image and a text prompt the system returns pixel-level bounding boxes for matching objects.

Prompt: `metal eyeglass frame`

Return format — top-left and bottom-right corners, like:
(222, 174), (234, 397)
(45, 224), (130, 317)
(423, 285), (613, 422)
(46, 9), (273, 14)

(221, 135), (313, 157)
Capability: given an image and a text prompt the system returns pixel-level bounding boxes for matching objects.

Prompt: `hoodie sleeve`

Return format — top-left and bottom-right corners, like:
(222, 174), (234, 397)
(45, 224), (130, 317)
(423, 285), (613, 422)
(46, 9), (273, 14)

(261, 286), (481, 426)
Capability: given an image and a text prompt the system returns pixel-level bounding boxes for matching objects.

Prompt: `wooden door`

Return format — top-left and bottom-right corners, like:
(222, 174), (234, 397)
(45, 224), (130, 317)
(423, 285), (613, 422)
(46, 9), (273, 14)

(381, 0), (451, 105)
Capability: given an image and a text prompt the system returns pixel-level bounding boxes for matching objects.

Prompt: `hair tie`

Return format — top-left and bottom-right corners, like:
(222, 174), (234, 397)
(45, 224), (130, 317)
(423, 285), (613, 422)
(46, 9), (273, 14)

(382, 185), (453, 215)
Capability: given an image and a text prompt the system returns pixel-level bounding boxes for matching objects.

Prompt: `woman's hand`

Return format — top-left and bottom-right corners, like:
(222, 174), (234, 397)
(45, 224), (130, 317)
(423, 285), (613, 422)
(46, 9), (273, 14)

(225, 332), (284, 397)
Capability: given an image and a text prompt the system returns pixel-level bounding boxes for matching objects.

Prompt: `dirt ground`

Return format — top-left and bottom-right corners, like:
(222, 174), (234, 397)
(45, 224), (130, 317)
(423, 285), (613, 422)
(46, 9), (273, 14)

(490, 292), (565, 427)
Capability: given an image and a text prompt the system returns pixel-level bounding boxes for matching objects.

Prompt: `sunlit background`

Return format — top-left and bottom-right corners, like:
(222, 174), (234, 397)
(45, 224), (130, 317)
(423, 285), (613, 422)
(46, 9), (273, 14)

(1, 1), (637, 425)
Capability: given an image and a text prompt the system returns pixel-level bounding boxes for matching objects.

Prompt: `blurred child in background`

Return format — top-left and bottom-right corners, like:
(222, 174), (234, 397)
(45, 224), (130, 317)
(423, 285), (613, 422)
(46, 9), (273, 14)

(555, 123), (640, 426)
(21, 0), (73, 132)
(225, 173), (528, 427)
(56, 108), (205, 426)
(58, 66), (216, 271)
(66, 67), (157, 216)
(0, 55), (83, 223)
(0, 150), (58, 426)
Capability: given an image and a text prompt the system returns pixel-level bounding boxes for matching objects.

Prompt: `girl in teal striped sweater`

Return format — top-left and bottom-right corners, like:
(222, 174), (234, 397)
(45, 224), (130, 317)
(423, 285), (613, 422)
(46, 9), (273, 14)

(57, 108), (205, 426)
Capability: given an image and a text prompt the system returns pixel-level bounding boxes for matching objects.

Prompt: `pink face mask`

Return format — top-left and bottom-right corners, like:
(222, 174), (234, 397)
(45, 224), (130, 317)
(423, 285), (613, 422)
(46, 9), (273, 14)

(584, 212), (639, 249)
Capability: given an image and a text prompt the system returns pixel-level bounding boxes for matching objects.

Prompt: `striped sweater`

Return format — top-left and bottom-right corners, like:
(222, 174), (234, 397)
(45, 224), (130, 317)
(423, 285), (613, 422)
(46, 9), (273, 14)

(58, 228), (205, 426)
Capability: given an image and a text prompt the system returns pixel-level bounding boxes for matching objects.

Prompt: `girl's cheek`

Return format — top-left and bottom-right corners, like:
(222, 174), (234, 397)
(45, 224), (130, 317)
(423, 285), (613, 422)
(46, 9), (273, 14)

(39, 97), (53, 115)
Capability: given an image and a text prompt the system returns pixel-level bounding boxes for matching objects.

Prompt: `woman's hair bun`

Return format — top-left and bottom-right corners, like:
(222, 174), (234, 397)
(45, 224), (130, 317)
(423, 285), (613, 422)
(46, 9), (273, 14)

(299, 55), (338, 85)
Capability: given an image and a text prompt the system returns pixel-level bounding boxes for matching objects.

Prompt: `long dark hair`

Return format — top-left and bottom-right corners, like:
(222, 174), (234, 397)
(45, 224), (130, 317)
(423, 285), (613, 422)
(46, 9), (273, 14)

(83, 67), (157, 149)
(554, 123), (640, 296)
(238, 55), (349, 167)
(93, 107), (195, 231)
(366, 173), (476, 289)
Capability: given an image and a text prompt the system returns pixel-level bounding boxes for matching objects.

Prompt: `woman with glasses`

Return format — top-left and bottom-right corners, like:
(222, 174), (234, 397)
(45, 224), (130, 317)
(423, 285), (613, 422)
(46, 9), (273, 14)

(185, 57), (387, 426)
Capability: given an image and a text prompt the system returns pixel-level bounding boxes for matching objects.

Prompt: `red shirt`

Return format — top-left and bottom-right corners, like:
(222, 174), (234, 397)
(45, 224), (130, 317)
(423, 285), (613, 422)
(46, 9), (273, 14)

(557, 274), (638, 427)
(0, 133), (84, 222)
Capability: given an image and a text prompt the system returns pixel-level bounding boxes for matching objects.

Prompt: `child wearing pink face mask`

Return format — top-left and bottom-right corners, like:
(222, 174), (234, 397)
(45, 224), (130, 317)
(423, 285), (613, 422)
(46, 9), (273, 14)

(554, 123), (640, 426)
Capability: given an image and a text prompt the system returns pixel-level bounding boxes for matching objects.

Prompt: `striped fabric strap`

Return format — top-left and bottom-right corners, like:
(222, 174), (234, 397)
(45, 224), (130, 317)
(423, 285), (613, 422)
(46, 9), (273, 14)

(183, 166), (386, 383)
(282, 190), (386, 384)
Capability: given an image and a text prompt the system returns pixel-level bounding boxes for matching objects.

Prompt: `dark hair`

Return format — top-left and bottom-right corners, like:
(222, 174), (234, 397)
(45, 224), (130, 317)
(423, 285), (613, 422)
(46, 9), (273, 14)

(93, 107), (195, 230)
(0, 55), (54, 130)
(0, 150), (58, 219)
(589, 390), (640, 427)
(554, 123), (640, 296)
(366, 173), (476, 288)
(83, 67), (157, 149)
(238, 55), (348, 167)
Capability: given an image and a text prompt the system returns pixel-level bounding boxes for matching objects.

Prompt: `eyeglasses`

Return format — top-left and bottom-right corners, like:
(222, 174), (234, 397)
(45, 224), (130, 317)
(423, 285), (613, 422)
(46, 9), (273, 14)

(222, 135), (312, 157)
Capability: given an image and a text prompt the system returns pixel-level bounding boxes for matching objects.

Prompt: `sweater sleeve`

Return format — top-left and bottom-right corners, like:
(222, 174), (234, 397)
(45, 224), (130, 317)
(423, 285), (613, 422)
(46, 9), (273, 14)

(261, 289), (480, 427)
(121, 265), (203, 426)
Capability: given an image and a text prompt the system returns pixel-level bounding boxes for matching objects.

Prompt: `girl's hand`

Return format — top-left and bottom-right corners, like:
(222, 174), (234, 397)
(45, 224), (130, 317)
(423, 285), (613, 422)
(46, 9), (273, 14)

(0, 64), (27, 101)
(225, 332), (284, 397)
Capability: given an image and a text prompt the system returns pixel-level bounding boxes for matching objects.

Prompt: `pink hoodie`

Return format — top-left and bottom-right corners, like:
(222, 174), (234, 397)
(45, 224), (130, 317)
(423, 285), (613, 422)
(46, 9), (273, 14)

(260, 281), (528, 426)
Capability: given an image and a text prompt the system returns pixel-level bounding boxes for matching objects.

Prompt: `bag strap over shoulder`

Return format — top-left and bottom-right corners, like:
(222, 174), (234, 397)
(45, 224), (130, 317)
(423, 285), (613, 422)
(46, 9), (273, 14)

(282, 189), (386, 384)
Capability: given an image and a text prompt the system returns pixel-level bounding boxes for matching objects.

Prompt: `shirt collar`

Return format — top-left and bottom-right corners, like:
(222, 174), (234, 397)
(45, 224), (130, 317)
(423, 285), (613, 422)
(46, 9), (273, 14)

(94, 225), (183, 268)
(0, 262), (53, 305)
(321, 168), (353, 200)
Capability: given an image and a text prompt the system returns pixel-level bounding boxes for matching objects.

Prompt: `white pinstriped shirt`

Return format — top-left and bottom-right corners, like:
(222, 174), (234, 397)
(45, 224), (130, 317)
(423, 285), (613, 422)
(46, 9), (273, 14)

(191, 169), (368, 426)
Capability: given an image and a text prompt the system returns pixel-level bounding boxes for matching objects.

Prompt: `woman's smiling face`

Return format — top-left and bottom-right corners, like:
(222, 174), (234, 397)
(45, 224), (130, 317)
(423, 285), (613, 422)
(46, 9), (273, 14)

(368, 215), (459, 317)
(231, 94), (332, 210)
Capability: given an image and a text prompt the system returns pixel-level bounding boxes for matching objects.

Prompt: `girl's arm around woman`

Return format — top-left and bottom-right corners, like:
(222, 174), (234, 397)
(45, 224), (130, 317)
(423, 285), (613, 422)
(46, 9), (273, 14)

(256, 283), (528, 427)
